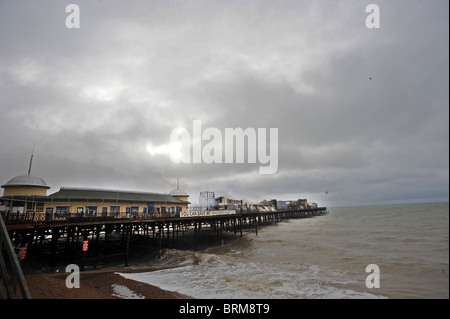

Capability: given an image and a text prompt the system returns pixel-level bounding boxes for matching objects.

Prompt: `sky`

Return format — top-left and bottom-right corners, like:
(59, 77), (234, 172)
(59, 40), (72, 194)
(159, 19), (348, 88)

(0, 0), (448, 207)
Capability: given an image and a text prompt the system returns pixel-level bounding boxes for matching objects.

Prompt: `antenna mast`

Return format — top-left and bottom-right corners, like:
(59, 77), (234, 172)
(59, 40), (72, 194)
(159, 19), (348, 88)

(27, 142), (35, 175)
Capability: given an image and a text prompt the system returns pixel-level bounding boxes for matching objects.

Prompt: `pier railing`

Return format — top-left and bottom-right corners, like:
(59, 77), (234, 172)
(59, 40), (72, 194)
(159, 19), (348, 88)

(3, 207), (328, 226)
(0, 215), (31, 298)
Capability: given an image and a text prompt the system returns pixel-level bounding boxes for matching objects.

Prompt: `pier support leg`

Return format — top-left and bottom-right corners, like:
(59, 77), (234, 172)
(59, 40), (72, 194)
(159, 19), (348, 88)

(124, 226), (131, 267)
(158, 224), (162, 259)
(172, 222), (175, 245)
(240, 218), (243, 237)
(194, 222), (198, 251)
(81, 229), (88, 271)
(50, 228), (59, 268)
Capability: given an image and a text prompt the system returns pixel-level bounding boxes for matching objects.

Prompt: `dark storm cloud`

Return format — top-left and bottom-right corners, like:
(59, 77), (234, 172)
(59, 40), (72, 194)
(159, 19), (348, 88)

(0, 0), (448, 206)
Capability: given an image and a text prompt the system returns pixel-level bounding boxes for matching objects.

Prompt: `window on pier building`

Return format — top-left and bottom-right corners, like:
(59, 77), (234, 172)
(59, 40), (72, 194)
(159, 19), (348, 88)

(35, 202), (44, 212)
(26, 201), (35, 213)
(131, 206), (139, 215)
(45, 207), (53, 221)
(55, 206), (70, 217)
(110, 206), (120, 216)
(86, 206), (97, 216)
(12, 206), (24, 215)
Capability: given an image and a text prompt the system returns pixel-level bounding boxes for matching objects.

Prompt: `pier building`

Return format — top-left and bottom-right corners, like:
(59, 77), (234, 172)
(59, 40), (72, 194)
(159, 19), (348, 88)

(1, 173), (189, 222)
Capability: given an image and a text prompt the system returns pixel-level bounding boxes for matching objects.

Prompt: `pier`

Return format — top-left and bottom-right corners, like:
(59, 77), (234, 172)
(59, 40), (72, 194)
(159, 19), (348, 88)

(0, 172), (328, 272)
(3, 207), (328, 268)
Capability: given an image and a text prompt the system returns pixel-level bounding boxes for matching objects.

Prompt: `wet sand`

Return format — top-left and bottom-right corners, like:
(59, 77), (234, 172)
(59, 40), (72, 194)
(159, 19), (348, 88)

(25, 268), (193, 299)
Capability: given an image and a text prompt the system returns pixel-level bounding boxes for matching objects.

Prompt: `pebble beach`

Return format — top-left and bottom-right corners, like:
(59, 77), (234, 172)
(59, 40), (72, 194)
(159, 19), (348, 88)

(25, 268), (192, 299)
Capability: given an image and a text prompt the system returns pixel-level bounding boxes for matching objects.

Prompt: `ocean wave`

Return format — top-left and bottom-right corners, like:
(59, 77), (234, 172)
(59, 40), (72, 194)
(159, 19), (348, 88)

(117, 250), (387, 299)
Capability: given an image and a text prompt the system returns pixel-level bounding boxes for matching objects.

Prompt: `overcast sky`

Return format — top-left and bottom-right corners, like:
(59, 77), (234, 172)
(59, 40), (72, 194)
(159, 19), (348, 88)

(0, 0), (448, 207)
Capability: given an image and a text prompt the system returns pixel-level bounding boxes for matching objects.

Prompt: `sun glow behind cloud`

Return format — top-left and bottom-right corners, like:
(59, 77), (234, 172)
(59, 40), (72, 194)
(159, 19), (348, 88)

(146, 141), (183, 163)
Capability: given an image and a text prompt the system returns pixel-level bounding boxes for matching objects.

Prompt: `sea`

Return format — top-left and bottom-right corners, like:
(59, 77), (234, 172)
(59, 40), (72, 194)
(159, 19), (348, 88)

(118, 202), (449, 299)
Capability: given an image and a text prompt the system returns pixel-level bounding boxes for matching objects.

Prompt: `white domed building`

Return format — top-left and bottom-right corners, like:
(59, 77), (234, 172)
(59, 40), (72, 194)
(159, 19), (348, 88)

(1, 174), (50, 197)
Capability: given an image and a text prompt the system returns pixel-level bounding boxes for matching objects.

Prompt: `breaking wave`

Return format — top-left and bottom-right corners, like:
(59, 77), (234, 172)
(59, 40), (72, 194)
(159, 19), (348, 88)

(119, 250), (386, 299)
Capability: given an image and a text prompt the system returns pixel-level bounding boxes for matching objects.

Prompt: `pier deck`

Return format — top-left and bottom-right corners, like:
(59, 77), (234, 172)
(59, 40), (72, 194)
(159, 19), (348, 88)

(3, 207), (328, 269)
